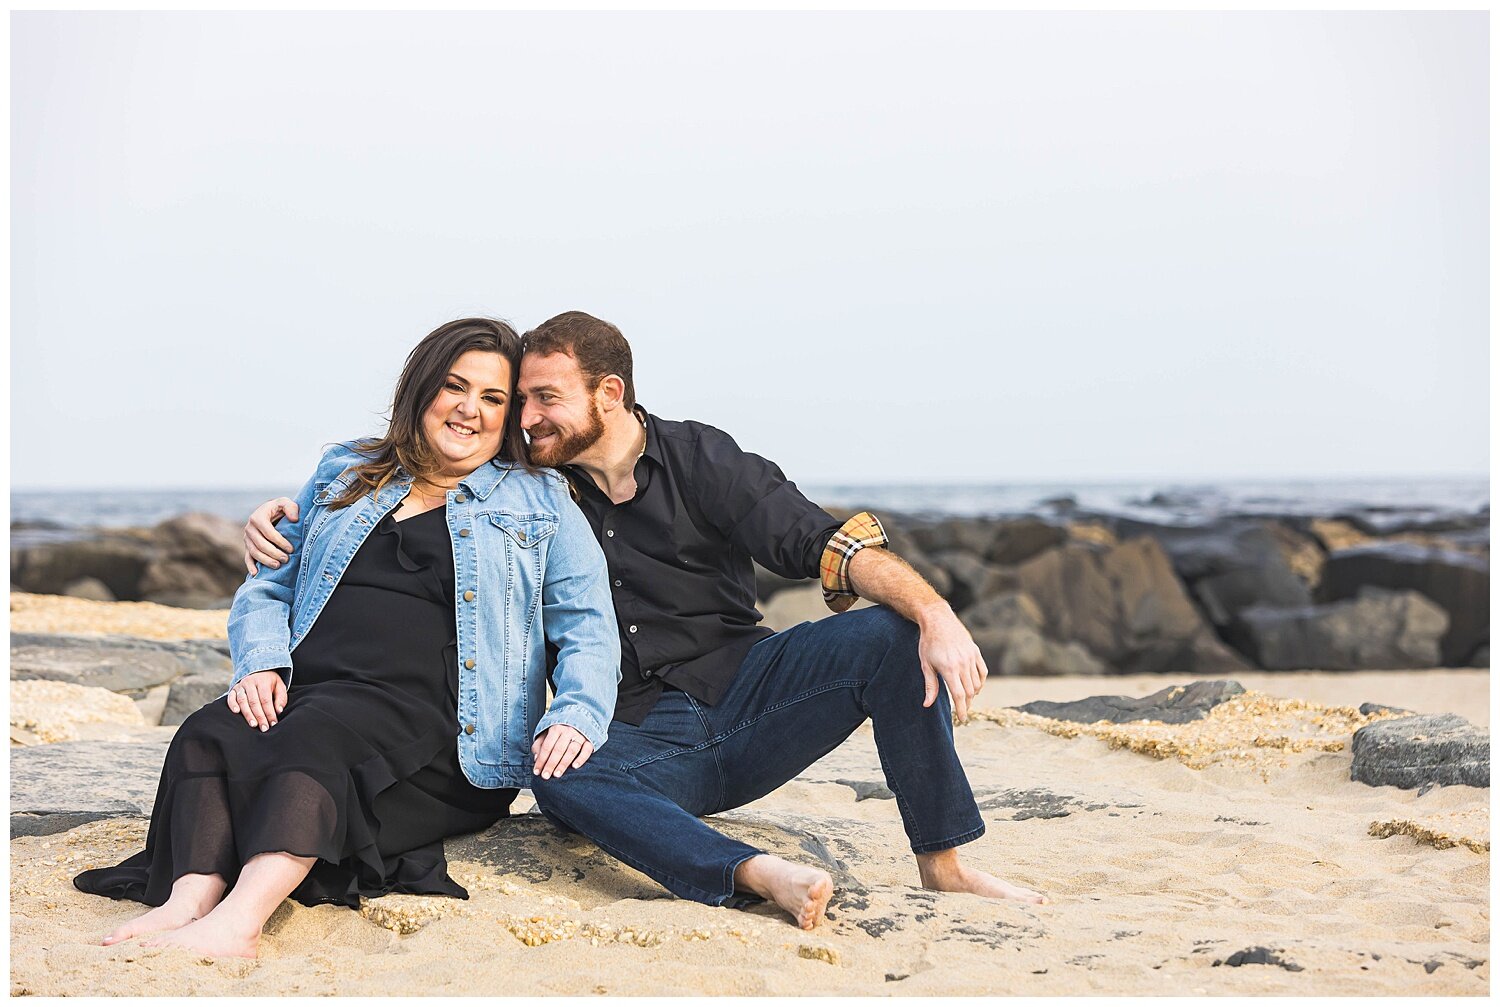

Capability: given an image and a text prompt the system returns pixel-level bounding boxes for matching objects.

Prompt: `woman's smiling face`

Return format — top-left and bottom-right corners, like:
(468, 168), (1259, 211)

(421, 349), (512, 476)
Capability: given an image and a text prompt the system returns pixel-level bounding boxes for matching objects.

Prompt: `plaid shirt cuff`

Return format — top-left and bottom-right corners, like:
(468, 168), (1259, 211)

(819, 511), (888, 613)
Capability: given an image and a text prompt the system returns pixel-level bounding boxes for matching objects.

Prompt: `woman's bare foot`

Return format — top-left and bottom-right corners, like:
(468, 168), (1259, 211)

(102, 874), (226, 945)
(734, 855), (835, 930)
(917, 849), (1049, 905)
(140, 909), (260, 959)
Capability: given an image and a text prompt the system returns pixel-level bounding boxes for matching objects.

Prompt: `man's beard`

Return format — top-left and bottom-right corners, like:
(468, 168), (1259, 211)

(527, 399), (606, 467)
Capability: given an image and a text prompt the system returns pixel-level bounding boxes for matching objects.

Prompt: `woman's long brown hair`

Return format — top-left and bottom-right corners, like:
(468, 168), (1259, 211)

(327, 318), (531, 509)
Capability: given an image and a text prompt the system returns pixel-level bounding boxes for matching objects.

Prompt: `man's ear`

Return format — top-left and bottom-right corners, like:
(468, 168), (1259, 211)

(595, 374), (628, 412)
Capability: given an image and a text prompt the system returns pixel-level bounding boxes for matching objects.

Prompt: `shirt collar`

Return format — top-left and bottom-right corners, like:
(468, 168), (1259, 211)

(635, 404), (665, 466)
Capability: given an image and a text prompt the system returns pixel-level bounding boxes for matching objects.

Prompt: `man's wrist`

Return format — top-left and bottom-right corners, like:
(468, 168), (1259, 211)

(914, 599), (960, 633)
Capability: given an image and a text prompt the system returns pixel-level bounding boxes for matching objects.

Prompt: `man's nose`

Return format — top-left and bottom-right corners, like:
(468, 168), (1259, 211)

(520, 400), (540, 430)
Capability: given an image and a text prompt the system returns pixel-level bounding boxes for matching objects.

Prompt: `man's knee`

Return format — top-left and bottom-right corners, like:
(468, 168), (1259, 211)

(529, 756), (611, 812)
(851, 605), (921, 659)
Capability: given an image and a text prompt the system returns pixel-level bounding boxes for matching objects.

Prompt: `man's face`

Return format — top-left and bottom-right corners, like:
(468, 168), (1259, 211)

(518, 351), (606, 466)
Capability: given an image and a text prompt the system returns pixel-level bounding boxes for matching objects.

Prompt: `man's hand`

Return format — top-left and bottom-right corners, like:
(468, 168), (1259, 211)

(244, 497), (299, 575)
(916, 603), (988, 723)
(845, 548), (989, 721)
(531, 724), (594, 781)
(227, 670), (288, 731)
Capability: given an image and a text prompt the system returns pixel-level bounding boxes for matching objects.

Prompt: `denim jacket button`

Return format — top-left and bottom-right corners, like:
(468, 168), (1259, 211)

(459, 528), (471, 538)
(464, 590), (475, 602)
(464, 723), (476, 735)
(464, 658), (475, 669)
(455, 493), (467, 504)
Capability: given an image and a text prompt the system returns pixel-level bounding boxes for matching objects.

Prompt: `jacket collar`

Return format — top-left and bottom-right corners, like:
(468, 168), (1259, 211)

(458, 458), (515, 500)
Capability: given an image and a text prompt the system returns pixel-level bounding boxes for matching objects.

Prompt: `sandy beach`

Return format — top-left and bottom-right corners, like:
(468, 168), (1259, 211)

(8, 598), (1490, 996)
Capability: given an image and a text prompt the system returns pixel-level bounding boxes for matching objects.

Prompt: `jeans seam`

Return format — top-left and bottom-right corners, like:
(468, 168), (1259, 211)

(682, 693), (729, 812)
(710, 679), (867, 746)
(872, 736), (927, 849)
(721, 848), (761, 905)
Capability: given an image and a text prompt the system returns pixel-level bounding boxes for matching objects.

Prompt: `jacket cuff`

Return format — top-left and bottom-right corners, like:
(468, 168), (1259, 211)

(231, 648), (293, 689)
(534, 706), (609, 752)
(819, 511), (888, 613)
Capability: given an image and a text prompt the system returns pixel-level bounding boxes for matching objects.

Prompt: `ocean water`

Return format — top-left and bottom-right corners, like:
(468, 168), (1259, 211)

(10, 477), (1489, 536)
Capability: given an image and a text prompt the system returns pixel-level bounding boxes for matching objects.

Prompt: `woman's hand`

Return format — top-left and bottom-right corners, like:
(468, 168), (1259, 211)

(243, 497), (299, 575)
(227, 670), (288, 731)
(531, 724), (594, 780)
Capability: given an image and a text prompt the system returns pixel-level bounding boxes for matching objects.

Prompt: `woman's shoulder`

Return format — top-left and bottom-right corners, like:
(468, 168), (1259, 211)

(490, 463), (572, 505)
(310, 438), (377, 484)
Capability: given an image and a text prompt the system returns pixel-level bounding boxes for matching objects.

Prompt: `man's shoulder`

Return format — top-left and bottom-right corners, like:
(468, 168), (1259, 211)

(645, 413), (741, 455)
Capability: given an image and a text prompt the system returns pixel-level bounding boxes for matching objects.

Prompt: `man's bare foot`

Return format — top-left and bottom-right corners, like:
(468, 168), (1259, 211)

(140, 910), (260, 959)
(102, 875), (226, 945)
(917, 849), (1049, 905)
(734, 855), (835, 930)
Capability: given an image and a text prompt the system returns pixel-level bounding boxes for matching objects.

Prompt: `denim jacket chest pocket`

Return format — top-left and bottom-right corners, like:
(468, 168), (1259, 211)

(485, 510), (558, 616)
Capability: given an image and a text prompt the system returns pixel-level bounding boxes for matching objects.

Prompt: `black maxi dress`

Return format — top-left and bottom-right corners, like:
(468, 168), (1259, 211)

(74, 506), (517, 908)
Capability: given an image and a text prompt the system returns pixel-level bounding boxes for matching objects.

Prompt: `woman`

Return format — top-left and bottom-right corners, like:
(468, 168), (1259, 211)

(74, 318), (619, 958)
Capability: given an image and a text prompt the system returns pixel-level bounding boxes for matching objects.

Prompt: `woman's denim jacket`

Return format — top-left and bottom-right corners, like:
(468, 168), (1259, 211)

(226, 441), (620, 790)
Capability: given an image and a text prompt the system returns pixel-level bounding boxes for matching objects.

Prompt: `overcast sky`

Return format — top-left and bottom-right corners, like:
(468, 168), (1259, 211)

(11, 12), (1488, 490)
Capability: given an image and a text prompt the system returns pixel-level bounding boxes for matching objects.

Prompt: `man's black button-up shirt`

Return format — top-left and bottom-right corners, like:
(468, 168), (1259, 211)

(559, 408), (842, 725)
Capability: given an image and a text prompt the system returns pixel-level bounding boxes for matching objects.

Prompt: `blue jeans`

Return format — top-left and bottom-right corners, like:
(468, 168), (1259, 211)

(530, 606), (986, 905)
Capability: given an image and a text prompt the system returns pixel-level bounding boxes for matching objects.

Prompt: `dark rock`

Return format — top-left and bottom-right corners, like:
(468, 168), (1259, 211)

(985, 518), (1067, 566)
(1212, 946), (1303, 971)
(10, 633), (232, 696)
(965, 593), (1107, 676)
(10, 740), (168, 836)
(1195, 563), (1313, 645)
(1350, 713), (1489, 789)
(834, 779), (894, 802)
(1114, 518), (1296, 582)
(1017, 679), (1245, 724)
(12, 512), (247, 609)
(161, 671), (231, 725)
(1318, 543), (1488, 667)
(1016, 539), (1251, 675)
(1424, 960), (1442, 974)
(932, 550), (1016, 612)
(907, 518), (998, 557)
(1238, 588), (1448, 670)
(11, 534), (151, 600)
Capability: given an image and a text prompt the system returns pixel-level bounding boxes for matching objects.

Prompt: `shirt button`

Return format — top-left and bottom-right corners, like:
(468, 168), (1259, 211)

(464, 723), (476, 735)
(464, 590), (476, 602)
(628, 625), (638, 634)
(464, 659), (475, 669)
(606, 530), (615, 538)
(459, 528), (470, 537)
(455, 493), (467, 503)
(614, 579), (622, 587)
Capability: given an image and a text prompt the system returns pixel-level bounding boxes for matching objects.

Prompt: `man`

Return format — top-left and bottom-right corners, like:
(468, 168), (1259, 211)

(243, 311), (1048, 929)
